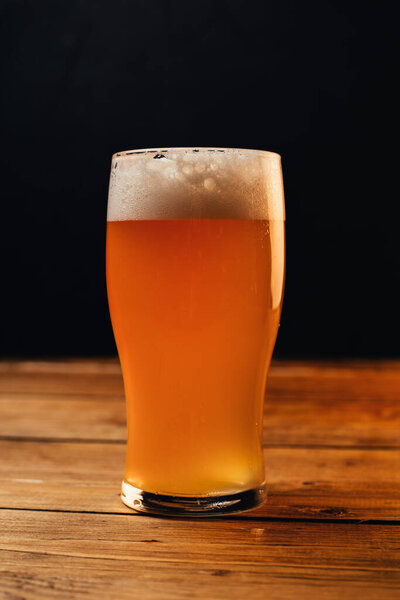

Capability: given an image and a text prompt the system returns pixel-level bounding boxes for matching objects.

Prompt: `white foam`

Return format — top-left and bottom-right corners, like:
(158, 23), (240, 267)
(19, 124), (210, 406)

(107, 148), (285, 221)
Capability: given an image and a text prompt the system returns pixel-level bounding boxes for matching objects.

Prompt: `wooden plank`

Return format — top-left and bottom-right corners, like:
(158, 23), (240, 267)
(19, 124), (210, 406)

(0, 510), (399, 600)
(0, 359), (120, 375)
(0, 371), (124, 396)
(0, 359), (124, 395)
(0, 360), (399, 399)
(0, 393), (126, 441)
(1, 551), (397, 600)
(1, 359), (399, 447)
(2, 509), (399, 567)
(263, 396), (400, 448)
(1, 391), (399, 448)
(0, 356), (400, 378)
(0, 440), (399, 520)
(0, 359), (398, 375)
(266, 372), (400, 402)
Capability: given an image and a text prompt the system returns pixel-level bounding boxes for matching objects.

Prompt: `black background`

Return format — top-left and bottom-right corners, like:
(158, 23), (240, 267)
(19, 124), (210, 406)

(1, 0), (398, 358)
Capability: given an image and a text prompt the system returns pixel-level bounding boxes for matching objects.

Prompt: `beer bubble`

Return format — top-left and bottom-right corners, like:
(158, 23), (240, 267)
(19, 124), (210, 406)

(204, 177), (216, 191)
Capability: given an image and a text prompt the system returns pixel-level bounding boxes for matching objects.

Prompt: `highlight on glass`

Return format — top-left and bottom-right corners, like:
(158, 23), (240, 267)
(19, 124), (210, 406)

(106, 147), (285, 516)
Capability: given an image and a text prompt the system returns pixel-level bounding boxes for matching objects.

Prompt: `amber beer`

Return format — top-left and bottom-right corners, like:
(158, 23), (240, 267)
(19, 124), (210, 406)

(106, 148), (285, 516)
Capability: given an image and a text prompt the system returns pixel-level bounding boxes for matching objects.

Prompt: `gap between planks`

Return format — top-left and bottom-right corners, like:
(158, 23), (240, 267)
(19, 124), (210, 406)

(1, 505), (400, 526)
(1, 436), (400, 451)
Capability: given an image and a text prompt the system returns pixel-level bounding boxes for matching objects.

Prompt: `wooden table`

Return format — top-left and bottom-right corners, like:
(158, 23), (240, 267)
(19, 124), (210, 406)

(0, 360), (399, 599)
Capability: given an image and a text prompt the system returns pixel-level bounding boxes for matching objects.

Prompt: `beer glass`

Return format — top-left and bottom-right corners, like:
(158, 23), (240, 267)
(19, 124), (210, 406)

(106, 148), (285, 516)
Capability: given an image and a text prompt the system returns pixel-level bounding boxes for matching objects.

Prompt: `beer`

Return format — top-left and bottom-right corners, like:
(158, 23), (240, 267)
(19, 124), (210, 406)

(106, 148), (285, 514)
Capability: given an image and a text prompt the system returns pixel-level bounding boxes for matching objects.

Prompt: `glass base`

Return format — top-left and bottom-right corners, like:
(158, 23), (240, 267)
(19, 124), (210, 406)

(121, 480), (267, 517)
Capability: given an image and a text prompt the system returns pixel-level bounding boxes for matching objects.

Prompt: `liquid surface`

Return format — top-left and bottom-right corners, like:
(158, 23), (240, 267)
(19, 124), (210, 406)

(106, 219), (284, 496)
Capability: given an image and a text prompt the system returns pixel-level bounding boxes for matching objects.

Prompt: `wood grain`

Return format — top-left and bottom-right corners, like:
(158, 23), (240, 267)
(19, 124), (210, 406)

(1, 440), (399, 519)
(2, 509), (400, 567)
(1, 392), (399, 447)
(1, 360), (399, 599)
(1, 360), (399, 447)
(1, 359), (399, 398)
(2, 551), (397, 600)
(0, 393), (126, 441)
(1, 510), (399, 600)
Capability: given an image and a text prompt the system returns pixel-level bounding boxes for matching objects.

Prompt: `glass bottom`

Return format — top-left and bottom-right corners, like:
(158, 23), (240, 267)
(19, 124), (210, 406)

(121, 480), (267, 517)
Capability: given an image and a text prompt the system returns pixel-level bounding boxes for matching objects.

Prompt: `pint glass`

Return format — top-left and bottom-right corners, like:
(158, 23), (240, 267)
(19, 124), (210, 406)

(106, 148), (285, 516)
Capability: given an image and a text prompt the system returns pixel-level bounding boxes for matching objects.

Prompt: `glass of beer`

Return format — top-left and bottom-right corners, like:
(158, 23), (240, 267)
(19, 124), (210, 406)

(106, 148), (285, 516)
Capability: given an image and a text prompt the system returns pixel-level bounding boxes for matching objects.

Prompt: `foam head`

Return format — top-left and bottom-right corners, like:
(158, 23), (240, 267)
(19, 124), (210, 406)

(107, 148), (285, 221)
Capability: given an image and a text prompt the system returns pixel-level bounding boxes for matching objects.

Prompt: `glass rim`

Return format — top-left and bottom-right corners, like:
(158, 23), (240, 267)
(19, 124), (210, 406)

(112, 147), (281, 160)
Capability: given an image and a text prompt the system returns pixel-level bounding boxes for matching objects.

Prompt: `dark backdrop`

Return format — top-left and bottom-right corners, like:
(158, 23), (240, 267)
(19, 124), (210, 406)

(1, 0), (397, 357)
